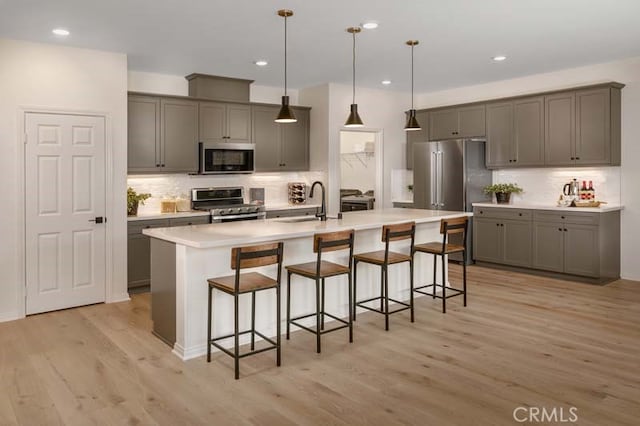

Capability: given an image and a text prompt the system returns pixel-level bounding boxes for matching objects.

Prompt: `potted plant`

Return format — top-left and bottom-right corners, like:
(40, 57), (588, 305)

(127, 187), (151, 216)
(483, 183), (523, 204)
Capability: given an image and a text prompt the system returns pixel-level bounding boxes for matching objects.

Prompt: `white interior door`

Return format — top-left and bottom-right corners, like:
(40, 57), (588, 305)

(25, 113), (107, 315)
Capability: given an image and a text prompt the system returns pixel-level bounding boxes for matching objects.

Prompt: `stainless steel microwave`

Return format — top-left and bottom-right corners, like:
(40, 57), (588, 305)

(197, 142), (255, 174)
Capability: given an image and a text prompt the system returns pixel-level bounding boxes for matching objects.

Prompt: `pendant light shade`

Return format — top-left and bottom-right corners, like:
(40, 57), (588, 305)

(404, 40), (421, 131)
(345, 27), (364, 127)
(275, 9), (297, 123)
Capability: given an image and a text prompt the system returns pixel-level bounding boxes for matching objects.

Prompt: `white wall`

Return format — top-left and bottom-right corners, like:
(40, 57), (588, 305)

(340, 131), (377, 193)
(0, 39), (129, 321)
(127, 70), (299, 104)
(416, 57), (640, 281)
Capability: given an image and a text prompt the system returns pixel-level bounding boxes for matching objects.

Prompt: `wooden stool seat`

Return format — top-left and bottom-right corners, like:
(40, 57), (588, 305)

(286, 229), (355, 353)
(208, 272), (278, 294)
(414, 242), (465, 255)
(286, 260), (350, 279)
(353, 222), (416, 331)
(354, 250), (412, 265)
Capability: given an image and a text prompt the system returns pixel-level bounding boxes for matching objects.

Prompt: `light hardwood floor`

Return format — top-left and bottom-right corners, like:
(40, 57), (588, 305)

(1, 265), (639, 425)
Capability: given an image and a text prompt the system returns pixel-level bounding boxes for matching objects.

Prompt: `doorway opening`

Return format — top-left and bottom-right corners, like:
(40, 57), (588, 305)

(339, 130), (382, 212)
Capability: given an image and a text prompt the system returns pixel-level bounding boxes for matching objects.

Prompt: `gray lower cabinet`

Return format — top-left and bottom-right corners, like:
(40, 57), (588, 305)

(199, 101), (251, 143)
(476, 207), (620, 280)
(252, 105), (310, 172)
(406, 110), (429, 170)
(429, 105), (486, 141)
(127, 216), (210, 289)
(266, 207), (318, 219)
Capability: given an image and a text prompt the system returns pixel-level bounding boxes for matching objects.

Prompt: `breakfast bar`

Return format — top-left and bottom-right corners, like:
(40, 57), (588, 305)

(144, 208), (472, 360)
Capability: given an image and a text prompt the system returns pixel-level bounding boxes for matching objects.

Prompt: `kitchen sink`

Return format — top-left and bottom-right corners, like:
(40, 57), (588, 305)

(275, 216), (320, 223)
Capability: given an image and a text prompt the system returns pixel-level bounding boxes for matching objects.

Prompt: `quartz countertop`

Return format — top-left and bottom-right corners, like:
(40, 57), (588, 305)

(472, 202), (624, 213)
(127, 211), (211, 222)
(143, 208), (472, 249)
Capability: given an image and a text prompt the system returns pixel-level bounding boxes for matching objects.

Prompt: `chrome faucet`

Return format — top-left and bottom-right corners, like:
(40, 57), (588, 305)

(309, 181), (327, 221)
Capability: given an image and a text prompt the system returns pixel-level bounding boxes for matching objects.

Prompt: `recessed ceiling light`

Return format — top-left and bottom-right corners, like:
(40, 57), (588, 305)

(52, 28), (70, 36)
(492, 55), (507, 62)
(362, 22), (378, 30)
(381, 80), (392, 85)
(254, 60), (268, 67)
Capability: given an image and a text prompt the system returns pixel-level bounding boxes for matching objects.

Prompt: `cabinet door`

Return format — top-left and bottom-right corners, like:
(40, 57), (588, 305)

(406, 110), (429, 170)
(532, 222), (564, 272)
(429, 108), (459, 140)
(252, 105), (281, 172)
(161, 99), (199, 172)
(457, 105), (486, 138)
(545, 92), (575, 166)
(575, 88), (610, 165)
(514, 96), (544, 167)
(485, 102), (513, 168)
(227, 104), (252, 143)
(199, 102), (226, 143)
(473, 218), (503, 263)
(127, 234), (151, 288)
(168, 216), (210, 226)
(128, 95), (160, 172)
(564, 224), (599, 277)
(280, 107), (309, 171)
(502, 220), (532, 267)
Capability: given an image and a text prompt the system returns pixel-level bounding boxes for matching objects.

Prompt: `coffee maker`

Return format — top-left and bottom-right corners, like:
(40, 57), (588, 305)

(563, 179), (580, 203)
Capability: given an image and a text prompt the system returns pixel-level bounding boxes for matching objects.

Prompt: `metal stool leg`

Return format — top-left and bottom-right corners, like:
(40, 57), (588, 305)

(321, 278), (325, 330)
(384, 265), (390, 331)
(353, 260), (358, 321)
(380, 266), (384, 312)
(251, 291), (256, 350)
(348, 270), (353, 343)
(463, 249), (467, 307)
(432, 254), (437, 298)
(409, 259), (415, 322)
(276, 283), (281, 366)
(315, 278), (321, 353)
(286, 271), (292, 339)
(234, 293), (240, 380)
(441, 254), (446, 314)
(207, 285), (212, 362)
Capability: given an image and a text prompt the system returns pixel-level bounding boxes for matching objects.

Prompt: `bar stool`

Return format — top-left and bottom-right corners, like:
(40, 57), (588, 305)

(285, 230), (355, 353)
(413, 216), (468, 313)
(353, 222), (415, 331)
(207, 242), (284, 380)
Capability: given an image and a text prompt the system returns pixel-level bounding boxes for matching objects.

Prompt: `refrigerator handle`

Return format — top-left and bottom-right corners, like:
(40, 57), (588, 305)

(430, 151), (437, 207)
(437, 151), (444, 207)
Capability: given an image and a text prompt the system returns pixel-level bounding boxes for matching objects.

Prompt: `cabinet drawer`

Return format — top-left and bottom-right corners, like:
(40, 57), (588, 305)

(474, 207), (532, 221)
(266, 207), (317, 219)
(533, 211), (599, 225)
(169, 216), (210, 227)
(128, 219), (170, 235)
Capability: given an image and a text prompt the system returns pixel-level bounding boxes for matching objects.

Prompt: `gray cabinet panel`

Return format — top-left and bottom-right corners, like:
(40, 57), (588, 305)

(514, 97), (544, 166)
(486, 102), (513, 168)
(198, 102), (226, 143)
(503, 219), (532, 267)
(576, 88), (610, 165)
(545, 92), (575, 166)
(128, 96), (160, 172)
(532, 222), (565, 272)
(429, 108), (458, 140)
(227, 104), (252, 143)
(168, 216), (210, 227)
(252, 105), (281, 171)
(564, 224), (599, 277)
(281, 107), (309, 171)
(458, 105), (486, 138)
(266, 207), (318, 219)
(406, 110), (429, 170)
(473, 218), (503, 263)
(127, 219), (170, 289)
(161, 99), (199, 173)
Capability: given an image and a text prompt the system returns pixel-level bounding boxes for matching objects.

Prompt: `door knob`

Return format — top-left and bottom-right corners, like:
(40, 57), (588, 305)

(89, 217), (105, 224)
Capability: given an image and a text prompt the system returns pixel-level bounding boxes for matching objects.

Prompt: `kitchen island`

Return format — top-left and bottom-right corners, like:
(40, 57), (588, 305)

(144, 208), (471, 360)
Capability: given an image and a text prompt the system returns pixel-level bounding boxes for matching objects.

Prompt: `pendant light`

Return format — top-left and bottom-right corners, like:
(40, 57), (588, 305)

(344, 26), (364, 127)
(404, 40), (421, 131)
(275, 9), (297, 123)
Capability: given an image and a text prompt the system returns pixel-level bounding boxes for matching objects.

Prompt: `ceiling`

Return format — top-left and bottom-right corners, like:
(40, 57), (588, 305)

(2, 0), (640, 93)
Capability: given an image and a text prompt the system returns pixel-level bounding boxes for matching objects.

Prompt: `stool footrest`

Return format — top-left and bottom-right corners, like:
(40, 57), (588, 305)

(289, 311), (350, 336)
(209, 329), (277, 359)
(414, 283), (465, 300)
(356, 296), (411, 316)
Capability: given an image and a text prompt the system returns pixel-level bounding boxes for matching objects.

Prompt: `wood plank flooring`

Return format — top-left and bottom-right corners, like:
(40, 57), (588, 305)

(1, 265), (639, 425)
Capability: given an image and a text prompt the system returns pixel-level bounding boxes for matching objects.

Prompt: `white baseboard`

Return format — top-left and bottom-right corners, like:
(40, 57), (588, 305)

(0, 310), (24, 323)
(107, 292), (131, 303)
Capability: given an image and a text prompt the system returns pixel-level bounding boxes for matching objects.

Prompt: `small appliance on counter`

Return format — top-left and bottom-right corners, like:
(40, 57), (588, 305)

(562, 179), (580, 203)
(288, 182), (306, 204)
(249, 188), (265, 205)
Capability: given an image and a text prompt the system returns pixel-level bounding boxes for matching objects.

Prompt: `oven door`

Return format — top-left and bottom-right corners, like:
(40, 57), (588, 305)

(200, 142), (255, 174)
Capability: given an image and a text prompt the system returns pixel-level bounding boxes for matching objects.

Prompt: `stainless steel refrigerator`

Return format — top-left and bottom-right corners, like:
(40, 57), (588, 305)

(413, 139), (492, 262)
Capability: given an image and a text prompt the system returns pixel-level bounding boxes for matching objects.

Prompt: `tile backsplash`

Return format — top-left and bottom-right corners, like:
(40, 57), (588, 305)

(128, 171), (326, 215)
(493, 167), (621, 205)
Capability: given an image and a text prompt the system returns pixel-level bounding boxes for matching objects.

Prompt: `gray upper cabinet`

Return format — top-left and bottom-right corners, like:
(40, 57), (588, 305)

(429, 105), (486, 141)
(486, 96), (544, 168)
(161, 98), (199, 173)
(252, 105), (310, 172)
(544, 92), (576, 166)
(199, 101), (251, 143)
(575, 87), (611, 166)
(128, 95), (161, 172)
(406, 110), (429, 170)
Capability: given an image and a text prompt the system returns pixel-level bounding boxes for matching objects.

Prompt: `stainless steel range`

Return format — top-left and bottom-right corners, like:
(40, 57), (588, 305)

(191, 187), (266, 222)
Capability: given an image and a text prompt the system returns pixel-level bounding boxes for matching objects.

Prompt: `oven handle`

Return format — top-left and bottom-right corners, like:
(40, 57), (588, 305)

(211, 212), (266, 221)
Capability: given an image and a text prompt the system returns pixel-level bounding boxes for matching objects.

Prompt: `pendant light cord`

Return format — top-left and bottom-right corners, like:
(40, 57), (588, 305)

(410, 43), (414, 109)
(352, 30), (356, 104)
(284, 14), (288, 96)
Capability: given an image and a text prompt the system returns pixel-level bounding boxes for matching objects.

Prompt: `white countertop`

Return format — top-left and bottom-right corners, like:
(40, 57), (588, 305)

(143, 208), (472, 249)
(472, 202), (624, 213)
(127, 211), (211, 221)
